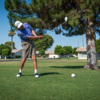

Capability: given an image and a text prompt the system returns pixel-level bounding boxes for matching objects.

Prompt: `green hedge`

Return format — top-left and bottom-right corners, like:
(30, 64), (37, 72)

(16, 55), (21, 58)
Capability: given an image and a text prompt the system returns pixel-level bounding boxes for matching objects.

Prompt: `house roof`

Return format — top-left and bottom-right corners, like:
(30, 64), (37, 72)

(11, 49), (22, 53)
(45, 51), (54, 54)
(76, 47), (87, 52)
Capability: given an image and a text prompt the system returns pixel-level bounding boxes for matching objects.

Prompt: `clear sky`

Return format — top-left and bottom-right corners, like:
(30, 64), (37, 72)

(0, 0), (100, 51)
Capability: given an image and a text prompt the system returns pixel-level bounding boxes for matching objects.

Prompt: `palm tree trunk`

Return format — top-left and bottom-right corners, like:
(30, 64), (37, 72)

(11, 36), (13, 49)
(84, 18), (99, 70)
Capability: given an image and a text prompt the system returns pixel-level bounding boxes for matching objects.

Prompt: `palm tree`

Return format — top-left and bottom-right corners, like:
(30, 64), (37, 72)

(8, 30), (16, 50)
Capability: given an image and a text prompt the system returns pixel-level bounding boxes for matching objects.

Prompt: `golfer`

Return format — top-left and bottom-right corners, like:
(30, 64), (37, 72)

(14, 21), (43, 78)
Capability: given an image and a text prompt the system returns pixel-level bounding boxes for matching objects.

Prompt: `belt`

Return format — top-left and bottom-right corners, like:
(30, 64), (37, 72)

(22, 41), (32, 42)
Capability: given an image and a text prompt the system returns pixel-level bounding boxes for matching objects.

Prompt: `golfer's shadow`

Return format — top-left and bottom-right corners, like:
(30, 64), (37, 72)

(22, 72), (60, 77)
(50, 66), (84, 69)
(39, 72), (60, 76)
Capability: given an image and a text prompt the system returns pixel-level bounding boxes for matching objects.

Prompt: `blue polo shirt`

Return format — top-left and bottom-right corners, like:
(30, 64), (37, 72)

(18, 23), (33, 42)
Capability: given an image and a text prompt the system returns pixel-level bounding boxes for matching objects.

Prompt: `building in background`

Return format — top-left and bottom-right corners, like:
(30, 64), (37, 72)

(0, 49), (78, 59)
(9, 49), (22, 58)
(76, 47), (100, 59)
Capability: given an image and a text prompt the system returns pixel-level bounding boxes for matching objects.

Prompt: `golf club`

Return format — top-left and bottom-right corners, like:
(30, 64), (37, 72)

(46, 17), (68, 35)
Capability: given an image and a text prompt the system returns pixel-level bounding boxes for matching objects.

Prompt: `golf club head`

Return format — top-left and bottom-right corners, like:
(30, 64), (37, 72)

(65, 17), (68, 22)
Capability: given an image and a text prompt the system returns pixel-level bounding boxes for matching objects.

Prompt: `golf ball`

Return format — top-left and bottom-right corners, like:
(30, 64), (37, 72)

(71, 74), (75, 77)
(65, 17), (68, 22)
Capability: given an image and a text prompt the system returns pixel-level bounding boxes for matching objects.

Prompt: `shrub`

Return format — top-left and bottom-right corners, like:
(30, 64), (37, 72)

(57, 57), (61, 59)
(16, 55), (21, 58)
(43, 55), (46, 58)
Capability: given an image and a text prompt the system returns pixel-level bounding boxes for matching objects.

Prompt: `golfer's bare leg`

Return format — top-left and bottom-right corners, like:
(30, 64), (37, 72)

(16, 58), (26, 77)
(20, 58), (26, 69)
(32, 56), (39, 78)
(32, 56), (37, 69)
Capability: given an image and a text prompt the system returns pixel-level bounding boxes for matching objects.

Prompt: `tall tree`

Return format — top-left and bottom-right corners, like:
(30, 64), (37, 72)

(8, 30), (16, 49)
(5, 0), (33, 28)
(5, 0), (100, 69)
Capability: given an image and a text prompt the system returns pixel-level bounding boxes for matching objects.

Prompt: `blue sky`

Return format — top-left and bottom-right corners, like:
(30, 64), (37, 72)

(0, 0), (100, 51)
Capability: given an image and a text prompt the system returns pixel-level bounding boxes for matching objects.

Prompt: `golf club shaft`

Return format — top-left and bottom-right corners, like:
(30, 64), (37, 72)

(46, 10), (80, 35)
(46, 21), (67, 35)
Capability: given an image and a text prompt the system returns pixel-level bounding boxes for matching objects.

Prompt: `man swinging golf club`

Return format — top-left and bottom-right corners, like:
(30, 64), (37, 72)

(14, 21), (43, 78)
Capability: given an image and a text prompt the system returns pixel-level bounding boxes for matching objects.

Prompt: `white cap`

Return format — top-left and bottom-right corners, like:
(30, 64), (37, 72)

(14, 21), (23, 28)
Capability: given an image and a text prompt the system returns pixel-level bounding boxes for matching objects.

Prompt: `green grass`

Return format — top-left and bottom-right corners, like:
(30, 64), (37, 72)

(0, 59), (100, 100)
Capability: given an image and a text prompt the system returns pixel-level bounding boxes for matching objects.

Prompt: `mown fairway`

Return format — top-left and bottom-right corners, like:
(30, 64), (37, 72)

(0, 59), (100, 100)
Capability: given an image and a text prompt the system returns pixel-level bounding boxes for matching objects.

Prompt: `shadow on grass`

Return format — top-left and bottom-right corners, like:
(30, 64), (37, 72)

(40, 72), (61, 76)
(50, 66), (84, 69)
(22, 72), (61, 77)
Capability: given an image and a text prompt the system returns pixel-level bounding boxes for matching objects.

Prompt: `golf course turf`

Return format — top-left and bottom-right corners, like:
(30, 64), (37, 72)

(0, 59), (100, 100)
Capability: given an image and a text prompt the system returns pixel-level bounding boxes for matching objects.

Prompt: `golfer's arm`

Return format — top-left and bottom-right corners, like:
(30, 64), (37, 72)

(27, 36), (38, 40)
(31, 30), (37, 36)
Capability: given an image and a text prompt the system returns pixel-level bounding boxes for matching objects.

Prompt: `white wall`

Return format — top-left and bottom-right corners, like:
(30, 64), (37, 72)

(49, 54), (75, 58)
(78, 57), (87, 59)
(9, 50), (22, 58)
(78, 52), (100, 60)
(15, 51), (22, 58)
(78, 52), (87, 59)
(48, 54), (60, 58)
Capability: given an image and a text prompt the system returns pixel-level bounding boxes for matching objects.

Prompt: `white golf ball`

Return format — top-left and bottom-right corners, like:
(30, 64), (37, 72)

(65, 17), (68, 22)
(71, 74), (75, 77)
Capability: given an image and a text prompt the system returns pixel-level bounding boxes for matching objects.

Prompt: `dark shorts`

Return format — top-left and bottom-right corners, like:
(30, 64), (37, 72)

(21, 41), (36, 58)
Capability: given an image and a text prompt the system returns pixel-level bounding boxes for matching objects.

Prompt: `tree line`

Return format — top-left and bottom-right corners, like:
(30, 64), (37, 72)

(54, 45), (78, 56)
(0, 38), (100, 59)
